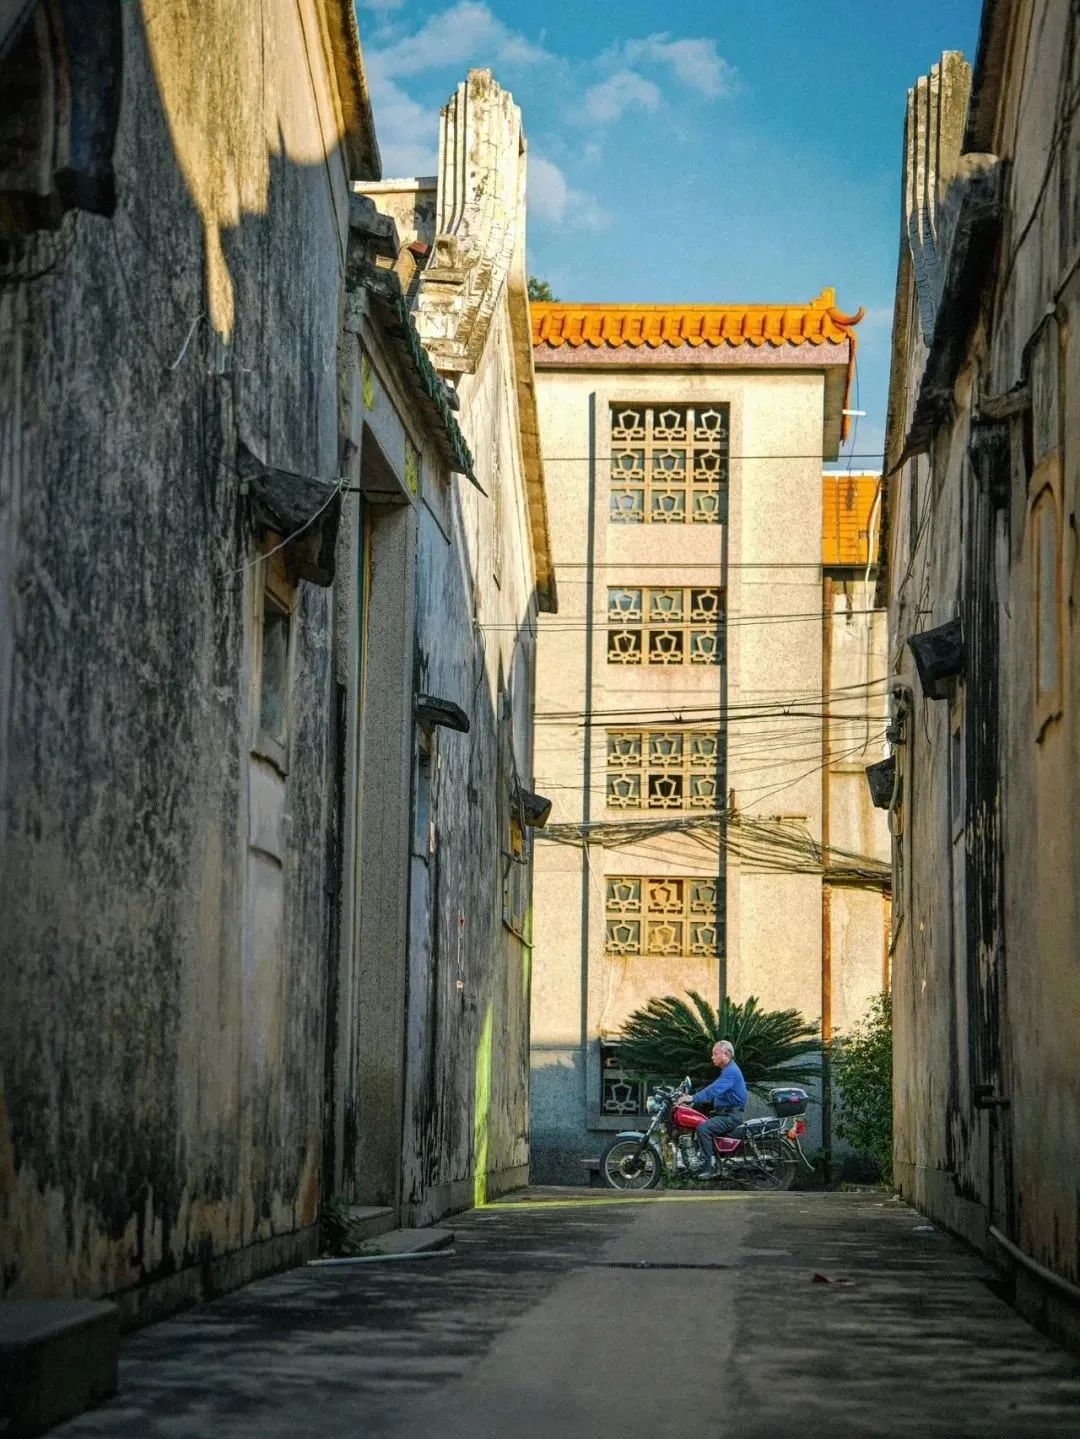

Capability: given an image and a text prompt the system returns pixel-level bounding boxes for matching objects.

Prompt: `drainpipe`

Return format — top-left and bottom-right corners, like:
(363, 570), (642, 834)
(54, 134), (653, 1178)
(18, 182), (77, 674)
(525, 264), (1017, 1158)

(821, 576), (834, 1184)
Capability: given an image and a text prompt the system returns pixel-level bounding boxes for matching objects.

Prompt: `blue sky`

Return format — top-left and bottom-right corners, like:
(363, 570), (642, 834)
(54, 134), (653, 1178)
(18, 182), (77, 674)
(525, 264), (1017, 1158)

(358, 0), (984, 465)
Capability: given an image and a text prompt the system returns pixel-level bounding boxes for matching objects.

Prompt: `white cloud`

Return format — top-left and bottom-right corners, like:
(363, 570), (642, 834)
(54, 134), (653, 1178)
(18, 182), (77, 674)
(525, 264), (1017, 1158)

(365, 0), (551, 174)
(583, 70), (661, 125)
(528, 154), (611, 232)
(618, 34), (736, 98)
(369, 1), (549, 80)
(371, 77), (439, 175)
(860, 304), (895, 329)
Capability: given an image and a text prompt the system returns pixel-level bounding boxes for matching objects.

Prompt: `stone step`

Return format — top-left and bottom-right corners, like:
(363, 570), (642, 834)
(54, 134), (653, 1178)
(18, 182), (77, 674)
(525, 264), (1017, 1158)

(0, 1299), (119, 1437)
(342, 1205), (397, 1241)
(309, 1227), (455, 1266)
(359, 1227), (454, 1257)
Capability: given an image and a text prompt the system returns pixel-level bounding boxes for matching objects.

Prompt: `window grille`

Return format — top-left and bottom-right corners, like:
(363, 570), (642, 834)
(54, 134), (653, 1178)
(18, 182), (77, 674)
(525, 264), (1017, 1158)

(607, 586), (724, 666)
(600, 1044), (646, 1116)
(606, 730), (724, 810)
(609, 405), (729, 524)
(604, 876), (722, 958)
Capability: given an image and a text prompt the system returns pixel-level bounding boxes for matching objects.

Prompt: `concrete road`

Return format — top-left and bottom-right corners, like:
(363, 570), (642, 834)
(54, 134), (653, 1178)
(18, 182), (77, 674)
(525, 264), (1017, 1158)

(54, 1189), (1080, 1438)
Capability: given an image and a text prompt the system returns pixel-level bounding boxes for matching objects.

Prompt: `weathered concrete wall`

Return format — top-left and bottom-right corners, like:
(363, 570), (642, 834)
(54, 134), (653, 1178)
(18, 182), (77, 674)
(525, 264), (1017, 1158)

(351, 71), (542, 1224)
(885, 18), (1080, 1349)
(400, 302), (536, 1222)
(0, 2), (365, 1314)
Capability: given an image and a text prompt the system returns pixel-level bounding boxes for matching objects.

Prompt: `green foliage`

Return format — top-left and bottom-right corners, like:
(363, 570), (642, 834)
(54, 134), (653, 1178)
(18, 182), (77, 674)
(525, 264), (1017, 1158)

(616, 991), (821, 1098)
(527, 275), (557, 302)
(319, 1197), (375, 1258)
(831, 992), (893, 1183)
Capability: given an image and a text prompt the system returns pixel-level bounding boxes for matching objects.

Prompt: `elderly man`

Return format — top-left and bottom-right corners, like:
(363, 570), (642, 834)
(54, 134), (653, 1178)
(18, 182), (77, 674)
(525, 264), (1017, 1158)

(685, 1040), (747, 1177)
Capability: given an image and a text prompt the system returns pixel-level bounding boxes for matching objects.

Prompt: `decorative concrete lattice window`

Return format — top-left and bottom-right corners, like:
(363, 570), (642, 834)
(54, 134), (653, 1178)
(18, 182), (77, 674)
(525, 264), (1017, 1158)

(605, 876), (721, 957)
(600, 1044), (645, 1116)
(607, 586), (724, 666)
(609, 405), (729, 524)
(606, 730), (723, 810)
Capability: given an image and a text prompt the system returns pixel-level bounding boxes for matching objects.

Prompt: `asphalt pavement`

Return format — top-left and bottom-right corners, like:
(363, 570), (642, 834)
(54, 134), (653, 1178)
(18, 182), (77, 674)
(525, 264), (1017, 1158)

(51, 1188), (1080, 1438)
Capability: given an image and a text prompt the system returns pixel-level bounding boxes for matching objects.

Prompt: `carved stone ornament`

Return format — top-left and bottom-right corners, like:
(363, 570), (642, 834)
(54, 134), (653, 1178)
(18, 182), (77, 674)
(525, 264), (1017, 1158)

(412, 69), (525, 375)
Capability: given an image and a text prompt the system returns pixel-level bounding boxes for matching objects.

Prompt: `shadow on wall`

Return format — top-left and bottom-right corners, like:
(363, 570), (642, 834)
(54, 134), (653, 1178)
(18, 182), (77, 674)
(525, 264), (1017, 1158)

(398, 460), (542, 1218)
(0, 0), (362, 1307)
(136, 0), (365, 341)
(529, 1052), (587, 1186)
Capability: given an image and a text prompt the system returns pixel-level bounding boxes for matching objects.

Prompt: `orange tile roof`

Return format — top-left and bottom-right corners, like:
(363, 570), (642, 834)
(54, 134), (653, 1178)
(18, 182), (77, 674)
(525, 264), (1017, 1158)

(823, 473), (882, 567)
(531, 288), (864, 351)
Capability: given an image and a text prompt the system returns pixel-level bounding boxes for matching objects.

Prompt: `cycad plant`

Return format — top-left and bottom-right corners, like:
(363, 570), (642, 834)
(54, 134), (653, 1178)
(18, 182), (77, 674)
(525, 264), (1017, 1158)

(616, 991), (821, 1098)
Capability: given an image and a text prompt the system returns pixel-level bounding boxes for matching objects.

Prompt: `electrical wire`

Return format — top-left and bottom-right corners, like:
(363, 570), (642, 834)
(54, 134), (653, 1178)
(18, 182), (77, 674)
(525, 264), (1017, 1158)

(532, 453), (886, 462)
(539, 806), (890, 891)
(478, 608), (884, 633)
(224, 469), (350, 576)
(535, 676), (889, 718)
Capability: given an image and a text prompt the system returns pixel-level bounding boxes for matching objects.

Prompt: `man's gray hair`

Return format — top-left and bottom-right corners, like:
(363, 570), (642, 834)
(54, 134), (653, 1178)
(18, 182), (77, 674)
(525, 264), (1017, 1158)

(716, 1040), (735, 1059)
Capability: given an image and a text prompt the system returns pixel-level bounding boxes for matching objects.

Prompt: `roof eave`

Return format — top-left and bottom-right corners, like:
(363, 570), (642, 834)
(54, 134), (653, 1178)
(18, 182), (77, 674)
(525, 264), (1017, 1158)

(510, 283), (557, 614)
(325, 0), (382, 181)
(963, 0), (1014, 153)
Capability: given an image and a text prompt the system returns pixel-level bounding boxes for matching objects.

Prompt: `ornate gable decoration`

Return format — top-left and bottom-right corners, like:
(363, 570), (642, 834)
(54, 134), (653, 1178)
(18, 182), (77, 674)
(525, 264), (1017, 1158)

(413, 69), (524, 375)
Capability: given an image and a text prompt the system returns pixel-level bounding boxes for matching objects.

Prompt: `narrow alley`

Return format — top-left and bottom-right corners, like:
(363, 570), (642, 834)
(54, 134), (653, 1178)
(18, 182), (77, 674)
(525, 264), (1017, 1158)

(6, 0), (1080, 1432)
(49, 1191), (1080, 1439)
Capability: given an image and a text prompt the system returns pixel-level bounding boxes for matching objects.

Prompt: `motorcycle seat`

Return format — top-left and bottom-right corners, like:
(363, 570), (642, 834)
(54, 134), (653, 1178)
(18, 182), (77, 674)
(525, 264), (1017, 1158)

(734, 1117), (774, 1138)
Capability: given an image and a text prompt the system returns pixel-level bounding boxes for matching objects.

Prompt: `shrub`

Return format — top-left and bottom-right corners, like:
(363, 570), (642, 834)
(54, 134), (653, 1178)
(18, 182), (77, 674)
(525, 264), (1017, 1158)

(830, 992), (893, 1183)
(616, 991), (820, 1097)
(527, 275), (557, 302)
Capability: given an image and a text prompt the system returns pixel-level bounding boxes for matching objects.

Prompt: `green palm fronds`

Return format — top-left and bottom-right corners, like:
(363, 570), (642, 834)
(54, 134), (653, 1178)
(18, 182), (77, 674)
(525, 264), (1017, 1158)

(616, 991), (821, 1098)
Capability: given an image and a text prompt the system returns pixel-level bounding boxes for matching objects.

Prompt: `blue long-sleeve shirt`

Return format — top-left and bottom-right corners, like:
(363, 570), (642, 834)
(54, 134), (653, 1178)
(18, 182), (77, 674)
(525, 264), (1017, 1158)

(691, 1061), (747, 1110)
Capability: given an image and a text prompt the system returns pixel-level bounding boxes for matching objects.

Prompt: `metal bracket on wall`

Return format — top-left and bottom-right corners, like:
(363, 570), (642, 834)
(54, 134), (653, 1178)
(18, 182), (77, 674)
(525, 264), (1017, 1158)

(972, 1084), (1010, 1110)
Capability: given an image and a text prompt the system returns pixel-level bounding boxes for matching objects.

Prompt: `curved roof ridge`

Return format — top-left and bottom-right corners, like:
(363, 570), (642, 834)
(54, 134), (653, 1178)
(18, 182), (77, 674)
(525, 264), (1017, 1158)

(530, 295), (864, 351)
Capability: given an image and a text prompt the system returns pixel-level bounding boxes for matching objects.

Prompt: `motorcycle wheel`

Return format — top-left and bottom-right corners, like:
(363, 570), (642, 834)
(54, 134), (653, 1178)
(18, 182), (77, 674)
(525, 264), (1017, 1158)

(599, 1138), (662, 1190)
(744, 1136), (797, 1191)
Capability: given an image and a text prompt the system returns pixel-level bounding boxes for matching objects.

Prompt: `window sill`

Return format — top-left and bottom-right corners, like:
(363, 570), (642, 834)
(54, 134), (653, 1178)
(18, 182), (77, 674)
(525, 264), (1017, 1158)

(252, 733), (289, 777)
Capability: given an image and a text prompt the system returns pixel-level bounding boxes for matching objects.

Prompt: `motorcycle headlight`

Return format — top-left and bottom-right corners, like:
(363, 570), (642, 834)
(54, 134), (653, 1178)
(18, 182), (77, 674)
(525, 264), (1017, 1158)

(646, 1095), (660, 1115)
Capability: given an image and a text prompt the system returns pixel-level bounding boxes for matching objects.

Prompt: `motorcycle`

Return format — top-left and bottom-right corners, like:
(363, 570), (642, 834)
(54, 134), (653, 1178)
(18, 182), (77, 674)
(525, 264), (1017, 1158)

(598, 1079), (813, 1191)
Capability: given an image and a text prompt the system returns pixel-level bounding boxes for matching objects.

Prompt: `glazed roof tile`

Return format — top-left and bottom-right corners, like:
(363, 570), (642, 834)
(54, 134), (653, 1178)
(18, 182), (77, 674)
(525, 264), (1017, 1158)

(823, 473), (882, 567)
(531, 288), (864, 351)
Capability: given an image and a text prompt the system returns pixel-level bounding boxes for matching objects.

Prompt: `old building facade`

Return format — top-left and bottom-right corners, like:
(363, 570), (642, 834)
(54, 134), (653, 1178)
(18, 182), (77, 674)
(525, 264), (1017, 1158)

(344, 70), (554, 1227)
(821, 472), (893, 1048)
(0, 3), (548, 1319)
(883, 13), (1080, 1350)
(527, 298), (891, 1183)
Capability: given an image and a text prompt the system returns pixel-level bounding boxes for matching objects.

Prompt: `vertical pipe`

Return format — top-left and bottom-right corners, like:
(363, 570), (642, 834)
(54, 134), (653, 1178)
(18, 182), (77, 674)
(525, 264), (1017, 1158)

(821, 575), (834, 1178)
(579, 393), (597, 1110)
(717, 445), (730, 1009)
(883, 893), (892, 992)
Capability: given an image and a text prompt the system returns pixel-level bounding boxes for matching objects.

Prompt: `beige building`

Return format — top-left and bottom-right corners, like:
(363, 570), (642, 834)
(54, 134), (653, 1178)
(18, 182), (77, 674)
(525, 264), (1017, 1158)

(527, 297), (891, 1182)
(821, 472), (893, 1045)
(884, 16), (1080, 1352)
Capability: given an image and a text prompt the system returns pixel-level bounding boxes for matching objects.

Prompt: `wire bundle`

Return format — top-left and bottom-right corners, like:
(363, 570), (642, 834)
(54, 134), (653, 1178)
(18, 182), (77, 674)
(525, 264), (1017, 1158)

(539, 808), (890, 892)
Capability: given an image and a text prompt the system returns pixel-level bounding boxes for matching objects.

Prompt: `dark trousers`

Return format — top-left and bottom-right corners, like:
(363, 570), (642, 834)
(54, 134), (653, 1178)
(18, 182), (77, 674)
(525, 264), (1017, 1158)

(698, 1110), (744, 1168)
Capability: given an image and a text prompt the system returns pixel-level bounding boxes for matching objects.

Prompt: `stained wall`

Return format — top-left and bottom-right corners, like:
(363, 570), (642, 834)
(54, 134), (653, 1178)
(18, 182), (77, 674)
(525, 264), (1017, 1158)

(0, 1), (366, 1316)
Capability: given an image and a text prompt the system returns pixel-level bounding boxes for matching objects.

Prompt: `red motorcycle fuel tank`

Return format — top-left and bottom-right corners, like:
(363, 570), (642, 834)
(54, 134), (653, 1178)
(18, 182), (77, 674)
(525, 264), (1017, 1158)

(672, 1104), (741, 1155)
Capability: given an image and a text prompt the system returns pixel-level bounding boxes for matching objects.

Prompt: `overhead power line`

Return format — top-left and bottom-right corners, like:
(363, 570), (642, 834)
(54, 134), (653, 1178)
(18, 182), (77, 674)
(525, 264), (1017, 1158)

(537, 453), (884, 463)
(539, 808), (890, 892)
